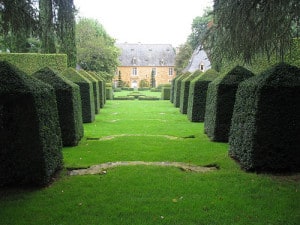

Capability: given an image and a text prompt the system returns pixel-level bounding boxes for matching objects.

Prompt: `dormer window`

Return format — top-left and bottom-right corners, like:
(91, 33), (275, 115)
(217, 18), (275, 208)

(159, 59), (165, 65)
(132, 57), (137, 65)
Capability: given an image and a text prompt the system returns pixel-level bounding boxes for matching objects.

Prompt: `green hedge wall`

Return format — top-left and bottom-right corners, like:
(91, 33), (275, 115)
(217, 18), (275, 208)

(161, 87), (171, 100)
(62, 68), (95, 123)
(106, 87), (113, 100)
(229, 63), (300, 172)
(98, 72), (108, 104)
(88, 71), (106, 108)
(170, 76), (177, 103)
(0, 61), (63, 187)
(204, 66), (254, 142)
(173, 72), (190, 108)
(79, 70), (100, 114)
(187, 69), (219, 122)
(0, 53), (67, 74)
(33, 67), (84, 147)
(179, 70), (202, 114)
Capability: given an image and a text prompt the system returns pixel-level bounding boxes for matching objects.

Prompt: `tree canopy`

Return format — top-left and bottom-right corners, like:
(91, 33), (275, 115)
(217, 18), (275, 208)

(207, 0), (300, 63)
(76, 18), (120, 76)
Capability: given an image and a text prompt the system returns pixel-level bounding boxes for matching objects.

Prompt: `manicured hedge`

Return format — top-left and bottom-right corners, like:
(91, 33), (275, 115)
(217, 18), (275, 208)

(170, 76), (177, 103)
(106, 86), (113, 100)
(138, 96), (160, 100)
(98, 72), (108, 105)
(187, 69), (219, 122)
(179, 71), (202, 114)
(113, 96), (135, 100)
(161, 87), (171, 100)
(89, 72), (106, 108)
(204, 66), (254, 142)
(62, 68), (95, 123)
(229, 63), (300, 172)
(0, 53), (67, 74)
(79, 70), (100, 114)
(32, 67), (84, 147)
(173, 72), (190, 108)
(0, 61), (63, 187)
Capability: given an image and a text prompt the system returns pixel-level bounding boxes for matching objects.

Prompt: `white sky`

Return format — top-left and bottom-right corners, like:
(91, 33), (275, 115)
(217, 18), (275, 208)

(73, 0), (213, 47)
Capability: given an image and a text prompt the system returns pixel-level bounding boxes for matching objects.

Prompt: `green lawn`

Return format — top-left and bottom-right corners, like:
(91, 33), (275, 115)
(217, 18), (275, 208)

(1, 99), (299, 225)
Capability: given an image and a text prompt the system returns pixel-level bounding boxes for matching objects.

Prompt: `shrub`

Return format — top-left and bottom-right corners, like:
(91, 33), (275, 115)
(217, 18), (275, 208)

(106, 87), (113, 100)
(204, 66), (254, 142)
(173, 72), (191, 108)
(161, 87), (171, 100)
(0, 53), (67, 74)
(187, 69), (219, 122)
(0, 61), (63, 187)
(79, 70), (100, 114)
(62, 68), (95, 123)
(229, 63), (300, 172)
(32, 67), (84, 147)
(179, 70), (202, 114)
(90, 72), (106, 108)
(170, 77), (176, 103)
(114, 88), (122, 92)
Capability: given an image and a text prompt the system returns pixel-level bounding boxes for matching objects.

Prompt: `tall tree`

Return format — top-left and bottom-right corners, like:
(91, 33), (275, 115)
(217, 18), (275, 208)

(174, 42), (193, 74)
(188, 7), (212, 50)
(207, 0), (300, 63)
(76, 18), (120, 75)
(39, 0), (56, 53)
(55, 0), (76, 67)
(0, 0), (37, 52)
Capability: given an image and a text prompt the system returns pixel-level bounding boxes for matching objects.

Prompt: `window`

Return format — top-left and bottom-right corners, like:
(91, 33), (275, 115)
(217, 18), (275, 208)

(132, 67), (137, 76)
(152, 68), (157, 76)
(200, 63), (204, 72)
(169, 67), (173, 76)
(131, 57), (137, 65)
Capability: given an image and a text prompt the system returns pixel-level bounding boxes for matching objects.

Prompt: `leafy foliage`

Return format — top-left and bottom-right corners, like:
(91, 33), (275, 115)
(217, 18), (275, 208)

(33, 67), (84, 147)
(229, 63), (300, 172)
(76, 18), (120, 75)
(207, 0), (300, 63)
(0, 61), (63, 187)
(187, 69), (219, 122)
(204, 66), (254, 142)
(174, 42), (193, 73)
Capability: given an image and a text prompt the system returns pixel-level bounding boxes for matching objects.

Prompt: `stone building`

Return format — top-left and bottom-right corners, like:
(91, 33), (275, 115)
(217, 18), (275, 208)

(184, 45), (211, 73)
(115, 43), (176, 88)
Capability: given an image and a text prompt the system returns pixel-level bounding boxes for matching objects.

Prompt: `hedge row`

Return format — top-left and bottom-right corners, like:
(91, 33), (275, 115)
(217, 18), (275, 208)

(32, 67), (84, 147)
(62, 68), (95, 123)
(179, 70), (202, 114)
(161, 87), (171, 100)
(173, 72), (191, 108)
(79, 70), (100, 114)
(229, 63), (300, 172)
(0, 61), (63, 187)
(204, 66), (254, 142)
(89, 72), (106, 108)
(187, 69), (219, 122)
(0, 53), (67, 74)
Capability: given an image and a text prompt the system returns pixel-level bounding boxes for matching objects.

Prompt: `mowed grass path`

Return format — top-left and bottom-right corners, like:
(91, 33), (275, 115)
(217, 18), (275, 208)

(1, 100), (299, 225)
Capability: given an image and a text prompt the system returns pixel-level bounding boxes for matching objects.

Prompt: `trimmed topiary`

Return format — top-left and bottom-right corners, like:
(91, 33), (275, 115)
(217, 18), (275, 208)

(204, 66), (254, 142)
(0, 61), (63, 187)
(32, 67), (84, 147)
(170, 77), (177, 103)
(179, 70), (202, 114)
(78, 70), (100, 114)
(62, 68), (95, 123)
(106, 83), (113, 100)
(229, 63), (300, 172)
(161, 87), (171, 100)
(89, 72), (105, 108)
(173, 72), (190, 108)
(187, 69), (219, 122)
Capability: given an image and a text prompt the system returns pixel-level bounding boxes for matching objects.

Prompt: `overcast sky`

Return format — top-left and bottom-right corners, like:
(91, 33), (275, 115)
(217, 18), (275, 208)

(73, 0), (213, 47)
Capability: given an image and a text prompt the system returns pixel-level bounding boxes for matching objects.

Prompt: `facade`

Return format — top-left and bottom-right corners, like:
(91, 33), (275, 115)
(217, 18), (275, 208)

(115, 43), (176, 88)
(183, 45), (211, 73)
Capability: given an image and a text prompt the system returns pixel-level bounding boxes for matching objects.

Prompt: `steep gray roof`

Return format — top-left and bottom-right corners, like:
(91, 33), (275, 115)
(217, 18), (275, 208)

(184, 45), (211, 72)
(116, 43), (176, 67)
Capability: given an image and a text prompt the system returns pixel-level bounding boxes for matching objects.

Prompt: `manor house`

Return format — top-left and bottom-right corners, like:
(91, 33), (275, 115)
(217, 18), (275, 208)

(115, 43), (176, 88)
